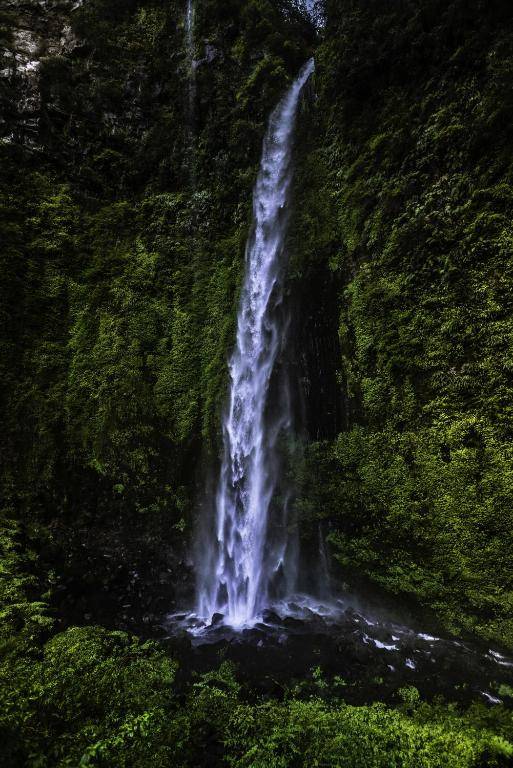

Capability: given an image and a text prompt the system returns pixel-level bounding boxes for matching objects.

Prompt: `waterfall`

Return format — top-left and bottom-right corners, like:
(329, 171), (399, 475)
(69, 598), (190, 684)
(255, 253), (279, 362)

(185, 0), (196, 178)
(196, 59), (315, 627)
(295, 0), (325, 27)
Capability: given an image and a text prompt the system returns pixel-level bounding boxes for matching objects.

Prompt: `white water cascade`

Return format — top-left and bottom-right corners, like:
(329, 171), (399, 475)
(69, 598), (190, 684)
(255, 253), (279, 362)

(196, 59), (315, 627)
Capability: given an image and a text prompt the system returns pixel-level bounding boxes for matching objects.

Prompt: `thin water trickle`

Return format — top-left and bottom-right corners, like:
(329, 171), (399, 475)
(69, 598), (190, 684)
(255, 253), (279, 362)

(185, 0), (194, 50)
(195, 60), (315, 627)
(185, 0), (196, 181)
(318, 523), (331, 598)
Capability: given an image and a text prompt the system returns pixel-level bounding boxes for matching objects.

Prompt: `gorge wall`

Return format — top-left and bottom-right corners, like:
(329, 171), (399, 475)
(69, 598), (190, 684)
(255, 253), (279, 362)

(5, 3), (513, 767)
(2, 0), (513, 653)
(289, 0), (513, 648)
(0, 0), (315, 633)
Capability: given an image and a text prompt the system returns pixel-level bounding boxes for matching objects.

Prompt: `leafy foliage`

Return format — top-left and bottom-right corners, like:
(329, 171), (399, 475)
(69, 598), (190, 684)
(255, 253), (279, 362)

(0, 626), (179, 768)
(0, 0), (312, 620)
(3, 0), (513, 765)
(289, 0), (513, 647)
(1, 647), (511, 768)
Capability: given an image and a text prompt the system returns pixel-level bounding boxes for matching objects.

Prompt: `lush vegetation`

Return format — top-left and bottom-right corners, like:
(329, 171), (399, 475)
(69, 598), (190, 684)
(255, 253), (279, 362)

(289, 0), (513, 648)
(2, 0), (513, 765)
(1, 0), (313, 627)
(2, 618), (512, 767)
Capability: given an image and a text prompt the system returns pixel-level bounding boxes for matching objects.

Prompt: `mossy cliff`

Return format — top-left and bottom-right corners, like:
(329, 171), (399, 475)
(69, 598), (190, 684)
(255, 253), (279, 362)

(2, 1), (513, 766)
(0, 0), (313, 628)
(290, 0), (513, 648)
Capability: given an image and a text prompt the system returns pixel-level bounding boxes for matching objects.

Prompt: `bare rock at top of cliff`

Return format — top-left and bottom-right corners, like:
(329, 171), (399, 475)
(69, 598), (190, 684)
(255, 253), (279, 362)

(1, 0), (82, 146)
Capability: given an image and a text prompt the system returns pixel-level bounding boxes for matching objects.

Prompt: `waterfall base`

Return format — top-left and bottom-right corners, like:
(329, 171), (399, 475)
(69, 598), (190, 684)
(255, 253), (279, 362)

(164, 592), (513, 707)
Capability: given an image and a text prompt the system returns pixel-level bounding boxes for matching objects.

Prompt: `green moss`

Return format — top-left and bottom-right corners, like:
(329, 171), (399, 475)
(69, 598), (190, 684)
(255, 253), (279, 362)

(288, 0), (513, 648)
(0, 0), (313, 599)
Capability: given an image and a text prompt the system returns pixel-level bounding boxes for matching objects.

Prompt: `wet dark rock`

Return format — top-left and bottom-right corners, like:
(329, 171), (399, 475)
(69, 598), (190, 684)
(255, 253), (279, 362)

(242, 628), (265, 642)
(282, 616), (305, 630)
(164, 595), (513, 708)
(261, 610), (283, 625)
(0, 0), (81, 146)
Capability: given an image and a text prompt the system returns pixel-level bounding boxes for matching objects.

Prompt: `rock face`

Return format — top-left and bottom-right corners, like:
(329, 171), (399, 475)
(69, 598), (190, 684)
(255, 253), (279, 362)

(50, 515), (192, 637)
(1, 1), (81, 145)
(1, 0), (186, 178)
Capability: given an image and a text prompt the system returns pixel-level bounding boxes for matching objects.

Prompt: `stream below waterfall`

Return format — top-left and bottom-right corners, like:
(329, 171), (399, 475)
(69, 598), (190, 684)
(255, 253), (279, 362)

(165, 586), (513, 708)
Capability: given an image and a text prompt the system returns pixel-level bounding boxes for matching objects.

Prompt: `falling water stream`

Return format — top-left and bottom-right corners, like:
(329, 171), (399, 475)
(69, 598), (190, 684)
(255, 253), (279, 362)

(185, 0), (194, 57)
(185, 0), (195, 102)
(196, 59), (315, 627)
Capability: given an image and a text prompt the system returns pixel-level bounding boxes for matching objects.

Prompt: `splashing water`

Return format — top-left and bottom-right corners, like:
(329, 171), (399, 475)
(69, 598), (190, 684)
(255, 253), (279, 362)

(196, 59), (315, 627)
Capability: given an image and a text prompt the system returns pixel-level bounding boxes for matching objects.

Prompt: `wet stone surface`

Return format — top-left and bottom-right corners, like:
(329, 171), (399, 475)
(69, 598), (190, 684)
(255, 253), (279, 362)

(164, 594), (513, 707)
